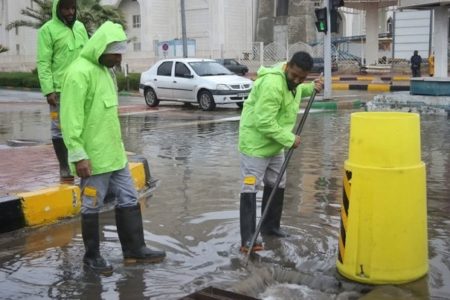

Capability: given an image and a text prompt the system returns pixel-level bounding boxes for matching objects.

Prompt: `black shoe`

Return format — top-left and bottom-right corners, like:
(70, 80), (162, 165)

(261, 186), (289, 238)
(81, 213), (113, 275)
(83, 254), (113, 275)
(240, 192), (258, 248)
(52, 138), (74, 183)
(115, 205), (166, 263)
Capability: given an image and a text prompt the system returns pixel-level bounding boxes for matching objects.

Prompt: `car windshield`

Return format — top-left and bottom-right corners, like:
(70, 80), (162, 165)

(189, 61), (233, 76)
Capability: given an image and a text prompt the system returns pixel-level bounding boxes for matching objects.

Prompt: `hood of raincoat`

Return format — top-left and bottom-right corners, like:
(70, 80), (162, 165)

(80, 21), (127, 65)
(53, 0), (77, 27)
(256, 62), (286, 81)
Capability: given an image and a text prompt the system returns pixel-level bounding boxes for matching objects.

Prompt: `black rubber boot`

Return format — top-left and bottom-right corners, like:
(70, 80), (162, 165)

(115, 205), (166, 263)
(81, 213), (113, 275)
(52, 138), (74, 184)
(261, 186), (289, 237)
(239, 193), (263, 253)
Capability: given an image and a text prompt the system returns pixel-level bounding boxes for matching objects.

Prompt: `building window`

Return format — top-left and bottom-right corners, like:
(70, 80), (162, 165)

(387, 17), (392, 34)
(16, 44), (20, 55)
(276, 0), (288, 17)
(132, 15), (141, 28)
(15, 26), (19, 35)
(30, 0), (33, 9)
(133, 42), (141, 52)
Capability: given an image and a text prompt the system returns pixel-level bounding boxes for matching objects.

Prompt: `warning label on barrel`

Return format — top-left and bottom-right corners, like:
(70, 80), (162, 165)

(338, 170), (352, 263)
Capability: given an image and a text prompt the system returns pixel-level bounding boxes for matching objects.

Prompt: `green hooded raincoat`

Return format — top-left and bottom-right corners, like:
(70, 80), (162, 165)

(60, 21), (127, 175)
(37, 0), (88, 96)
(239, 63), (315, 158)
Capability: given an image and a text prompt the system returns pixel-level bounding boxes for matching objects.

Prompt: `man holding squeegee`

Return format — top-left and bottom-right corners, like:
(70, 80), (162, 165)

(238, 51), (323, 253)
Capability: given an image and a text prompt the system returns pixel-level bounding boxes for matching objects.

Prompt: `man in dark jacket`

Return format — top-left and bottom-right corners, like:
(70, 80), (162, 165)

(410, 50), (422, 78)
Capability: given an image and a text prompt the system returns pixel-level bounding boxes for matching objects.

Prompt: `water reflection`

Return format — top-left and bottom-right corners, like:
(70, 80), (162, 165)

(0, 110), (448, 299)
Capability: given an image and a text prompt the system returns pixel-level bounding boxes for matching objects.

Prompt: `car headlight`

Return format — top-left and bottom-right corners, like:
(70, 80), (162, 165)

(216, 84), (230, 90)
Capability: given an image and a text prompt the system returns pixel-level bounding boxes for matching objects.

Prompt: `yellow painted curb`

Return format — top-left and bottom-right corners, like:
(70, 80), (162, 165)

(16, 162), (148, 228)
(332, 83), (350, 90)
(392, 76), (410, 81)
(356, 76), (375, 81)
(367, 84), (390, 92)
(18, 185), (81, 227)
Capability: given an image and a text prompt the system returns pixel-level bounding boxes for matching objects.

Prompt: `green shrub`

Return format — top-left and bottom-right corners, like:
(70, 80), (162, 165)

(0, 71), (140, 91)
(116, 72), (140, 91)
(0, 72), (40, 89)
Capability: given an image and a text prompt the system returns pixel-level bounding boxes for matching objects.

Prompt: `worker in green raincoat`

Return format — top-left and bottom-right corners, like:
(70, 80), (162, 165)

(60, 21), (166, 275)
(37, 0), (88, 183)
(238, 51), (323, 253)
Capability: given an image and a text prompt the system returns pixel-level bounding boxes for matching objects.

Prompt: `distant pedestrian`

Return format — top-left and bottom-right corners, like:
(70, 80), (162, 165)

(60, 21), (166, 275)
(237, 51), (323, 253)
(410, 50), (422, 78)
(428, 52), (435, 77)
(37, 0), (89, 184)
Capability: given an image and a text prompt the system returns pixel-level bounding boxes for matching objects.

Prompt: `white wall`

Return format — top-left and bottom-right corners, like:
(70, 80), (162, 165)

(0, 0), (38, 71)
(0, 0), (253, 72)
(394, 10), (431, 59)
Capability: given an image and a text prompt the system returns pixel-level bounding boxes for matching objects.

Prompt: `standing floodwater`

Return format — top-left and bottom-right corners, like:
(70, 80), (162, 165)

(0, 101), (449, 299)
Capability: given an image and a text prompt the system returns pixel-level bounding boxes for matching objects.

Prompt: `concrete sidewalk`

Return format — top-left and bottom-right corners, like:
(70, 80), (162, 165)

(0, 144), (154, 233)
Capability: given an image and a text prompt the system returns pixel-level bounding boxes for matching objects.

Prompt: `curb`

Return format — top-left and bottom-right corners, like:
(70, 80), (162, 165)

(311, 99), (363, 110)
(0, 155), (155, 234)
(332, 83), (410, 92)
(329, 76), (410, 81)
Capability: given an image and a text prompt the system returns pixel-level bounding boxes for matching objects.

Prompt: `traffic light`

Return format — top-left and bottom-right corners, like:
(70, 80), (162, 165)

(330, 0), (344, 9)
(330, 9), (340, 33)
(314, 7), (327, 33)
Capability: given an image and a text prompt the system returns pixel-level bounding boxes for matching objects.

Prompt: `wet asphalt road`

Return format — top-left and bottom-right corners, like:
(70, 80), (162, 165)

(0, 89), (449, 299)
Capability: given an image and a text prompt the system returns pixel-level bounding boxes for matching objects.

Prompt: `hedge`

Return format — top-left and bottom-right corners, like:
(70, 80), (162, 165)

(0, 72), (140, 91)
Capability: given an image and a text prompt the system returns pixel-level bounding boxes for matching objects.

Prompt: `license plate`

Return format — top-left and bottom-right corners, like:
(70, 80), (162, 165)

(237, 93), (248, 98)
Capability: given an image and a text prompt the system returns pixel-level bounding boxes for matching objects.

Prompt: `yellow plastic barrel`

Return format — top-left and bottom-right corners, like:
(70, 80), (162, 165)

(336, 112), (428, 284)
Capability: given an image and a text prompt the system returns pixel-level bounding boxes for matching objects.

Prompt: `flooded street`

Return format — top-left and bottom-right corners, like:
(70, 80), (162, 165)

(0, 90), (449, 299)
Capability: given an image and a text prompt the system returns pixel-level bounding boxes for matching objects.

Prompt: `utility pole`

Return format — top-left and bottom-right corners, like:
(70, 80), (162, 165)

(180, 0), (188, 58)
(323, 0), (332, 99)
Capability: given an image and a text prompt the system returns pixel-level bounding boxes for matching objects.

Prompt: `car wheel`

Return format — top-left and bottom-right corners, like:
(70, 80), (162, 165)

(198, 90), (216, 111)
(236, 102), (244, 109)
(144, 87), (160, 107)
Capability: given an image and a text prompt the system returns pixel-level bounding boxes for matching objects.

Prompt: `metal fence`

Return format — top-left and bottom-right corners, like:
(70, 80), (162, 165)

(235, 41), (418, 75)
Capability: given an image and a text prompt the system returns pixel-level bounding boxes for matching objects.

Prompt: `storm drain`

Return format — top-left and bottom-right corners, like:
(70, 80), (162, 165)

(180, 286), (259, 300)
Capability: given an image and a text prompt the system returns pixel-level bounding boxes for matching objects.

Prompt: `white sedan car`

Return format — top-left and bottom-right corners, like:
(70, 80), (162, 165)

(139, 58), (253, 111)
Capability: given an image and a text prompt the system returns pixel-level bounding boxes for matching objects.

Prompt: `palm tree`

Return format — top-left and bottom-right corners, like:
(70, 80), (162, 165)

(6, 0), (126, 35)
(0, 45), (8, 53)
(6, 0), (51, 30)
(78, 1), (127, 34)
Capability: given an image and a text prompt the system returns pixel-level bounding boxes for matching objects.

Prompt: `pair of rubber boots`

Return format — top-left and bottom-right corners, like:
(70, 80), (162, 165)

(239, 185), (288, 253)
(52, 138), (74, 184)
(81, 204), (166, 275)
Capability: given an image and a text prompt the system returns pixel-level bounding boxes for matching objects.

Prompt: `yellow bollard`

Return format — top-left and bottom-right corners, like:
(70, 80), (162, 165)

(336, 112), (428, 284)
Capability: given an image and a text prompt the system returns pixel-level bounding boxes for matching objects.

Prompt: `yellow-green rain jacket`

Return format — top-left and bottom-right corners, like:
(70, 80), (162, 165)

(239, 63), (315, 157)
(60, 21), (128, 175)
(37, 0), (88, 96)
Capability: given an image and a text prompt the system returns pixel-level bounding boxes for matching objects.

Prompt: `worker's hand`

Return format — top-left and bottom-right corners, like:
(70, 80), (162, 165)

(76, 159), (92, 178)
(292, 135), (301, 148)
(313, 76), (324, 92)
(46, 92), (58, 106)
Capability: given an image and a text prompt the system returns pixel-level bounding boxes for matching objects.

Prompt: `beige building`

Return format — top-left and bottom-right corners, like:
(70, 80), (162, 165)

(0, 0), (254, 72)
